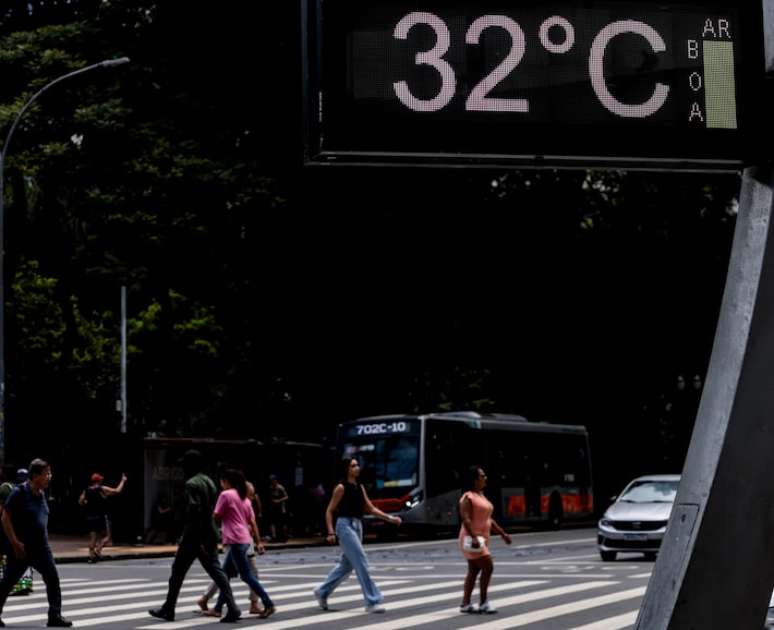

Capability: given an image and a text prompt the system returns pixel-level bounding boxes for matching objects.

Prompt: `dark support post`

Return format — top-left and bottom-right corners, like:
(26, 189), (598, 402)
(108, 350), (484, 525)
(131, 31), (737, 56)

(636, 164), (774, 628)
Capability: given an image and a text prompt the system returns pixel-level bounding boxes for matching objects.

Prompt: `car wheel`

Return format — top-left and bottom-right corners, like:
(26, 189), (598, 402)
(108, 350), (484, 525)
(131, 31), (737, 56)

(644, 552), (657, 561)
(600, 550), (617, 562)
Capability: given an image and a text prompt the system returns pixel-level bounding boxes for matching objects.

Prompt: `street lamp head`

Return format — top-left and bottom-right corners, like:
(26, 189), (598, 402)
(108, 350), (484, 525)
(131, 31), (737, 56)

(100, 57), (131, 68)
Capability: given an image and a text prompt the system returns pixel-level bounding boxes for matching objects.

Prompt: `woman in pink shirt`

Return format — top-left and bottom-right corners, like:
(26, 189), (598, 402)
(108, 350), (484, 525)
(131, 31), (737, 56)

(211, 469), (275, 619)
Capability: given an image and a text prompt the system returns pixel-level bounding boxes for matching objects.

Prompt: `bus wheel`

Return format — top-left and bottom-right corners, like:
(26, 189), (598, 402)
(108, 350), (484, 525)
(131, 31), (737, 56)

(547, 494), (563, 530)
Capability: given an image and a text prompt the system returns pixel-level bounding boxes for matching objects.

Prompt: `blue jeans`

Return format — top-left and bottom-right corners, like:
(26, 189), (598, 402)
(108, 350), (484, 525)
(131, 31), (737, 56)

(215, 544), (273, 610)
(316, 517), (382, 606)
(0, 545), (60, 618)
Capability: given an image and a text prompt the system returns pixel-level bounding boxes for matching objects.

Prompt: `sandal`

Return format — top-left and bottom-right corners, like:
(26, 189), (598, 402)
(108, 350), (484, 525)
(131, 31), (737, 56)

(258, 606), (276, 619)
(202, 609), (222, 618)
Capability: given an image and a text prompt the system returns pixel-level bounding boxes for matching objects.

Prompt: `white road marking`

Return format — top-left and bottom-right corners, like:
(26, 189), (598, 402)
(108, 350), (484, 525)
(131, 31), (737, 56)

(3, 580), (407, 626)
(532, 553), (600, 564)
(471, 586), (646, 629)
(136, 580), (465, 629)
(362, 535), (595, 552)
(15, 579), (173, 601)
(314, 581), (617, 630)
(3, 579), (283, 612)
(567, 609), (639, 629)
(233, 579), (552, 630)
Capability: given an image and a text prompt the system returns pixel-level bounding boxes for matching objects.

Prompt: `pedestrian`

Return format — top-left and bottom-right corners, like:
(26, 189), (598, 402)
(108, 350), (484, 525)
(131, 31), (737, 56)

(148, 450), (241, 623)
(458, 465), (512, 614)
(313, 457), (401, 614)
(197, 478), (272, 617)
(309, 481), (327, 536)
(0, 459), (71, 627)
(145, 496), (174, 545)
(269, 474), (289, 541)
(78, 472), (127, 563)
(0, 468), (35, 597)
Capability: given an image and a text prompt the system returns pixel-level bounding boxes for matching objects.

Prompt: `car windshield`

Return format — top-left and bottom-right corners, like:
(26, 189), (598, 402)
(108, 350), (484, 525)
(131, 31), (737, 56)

(619, 480), (678, 503)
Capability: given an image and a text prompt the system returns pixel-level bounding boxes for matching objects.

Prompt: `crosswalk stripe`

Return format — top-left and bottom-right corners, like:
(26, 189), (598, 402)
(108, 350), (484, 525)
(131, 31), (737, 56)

(137, 580), (466, 629)
(567, 609), (639, 630)
(368, 574), (617, 580)
(19, 578), (212, 602)
(3, 579), (296, 613)
(342, 581), (618, 630)
(59, 578), (150, 586)
(0, 558), (653, 629)
(532, 554), (600, 564)
(234, 580), (558, 630)
(471, 586), (646, 629)
(259, 564), (333, 572)
(46, 580), (407, 629)
(2, 580), (407, 626)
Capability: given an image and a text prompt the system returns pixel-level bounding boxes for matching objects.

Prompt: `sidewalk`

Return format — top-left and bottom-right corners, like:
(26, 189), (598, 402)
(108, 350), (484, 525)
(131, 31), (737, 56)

(49, 535), (326, 564)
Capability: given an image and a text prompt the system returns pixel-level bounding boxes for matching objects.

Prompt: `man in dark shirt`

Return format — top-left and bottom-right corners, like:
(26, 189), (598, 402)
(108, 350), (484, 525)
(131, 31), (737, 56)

(149, 450), (240, 623)
(0, 459), (71, 627)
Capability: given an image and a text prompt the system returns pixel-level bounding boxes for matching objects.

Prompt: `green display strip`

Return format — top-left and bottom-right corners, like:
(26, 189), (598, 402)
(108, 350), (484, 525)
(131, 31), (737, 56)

(703, 41), (737, 129)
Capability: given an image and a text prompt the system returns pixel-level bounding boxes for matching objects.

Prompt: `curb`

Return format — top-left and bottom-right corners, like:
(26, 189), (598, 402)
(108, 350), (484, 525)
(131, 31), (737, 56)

(53, 539), (328, 564)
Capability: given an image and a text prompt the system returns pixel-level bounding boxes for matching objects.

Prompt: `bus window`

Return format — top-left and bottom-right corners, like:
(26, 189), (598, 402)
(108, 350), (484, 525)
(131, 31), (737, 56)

(342, 435), (420, 498)
(426, 420), (466, 497)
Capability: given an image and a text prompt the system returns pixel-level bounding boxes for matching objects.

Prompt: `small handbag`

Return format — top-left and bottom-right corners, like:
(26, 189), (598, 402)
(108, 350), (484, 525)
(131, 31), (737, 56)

(462, 535), (486, 553)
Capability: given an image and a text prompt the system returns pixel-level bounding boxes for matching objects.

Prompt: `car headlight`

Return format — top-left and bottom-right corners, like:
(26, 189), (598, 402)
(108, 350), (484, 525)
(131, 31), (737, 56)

(599, 519), (613, 527)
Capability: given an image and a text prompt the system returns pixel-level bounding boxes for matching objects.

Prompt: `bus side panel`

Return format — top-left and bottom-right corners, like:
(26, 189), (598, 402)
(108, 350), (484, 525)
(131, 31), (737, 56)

(491, 430), (594, 525)
(423, 419), (488, 528)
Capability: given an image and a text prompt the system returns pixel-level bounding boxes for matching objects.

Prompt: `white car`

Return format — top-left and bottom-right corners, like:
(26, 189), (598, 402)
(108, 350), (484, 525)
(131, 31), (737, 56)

(597, 474), (680, 561)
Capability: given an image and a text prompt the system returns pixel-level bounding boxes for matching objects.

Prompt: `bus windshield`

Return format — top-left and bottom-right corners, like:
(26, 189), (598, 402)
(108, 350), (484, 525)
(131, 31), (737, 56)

(342, 435), (420, 498)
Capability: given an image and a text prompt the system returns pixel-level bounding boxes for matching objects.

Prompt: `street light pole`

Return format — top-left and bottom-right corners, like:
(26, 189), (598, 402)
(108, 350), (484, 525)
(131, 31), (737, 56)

(0, 57), (130, 464)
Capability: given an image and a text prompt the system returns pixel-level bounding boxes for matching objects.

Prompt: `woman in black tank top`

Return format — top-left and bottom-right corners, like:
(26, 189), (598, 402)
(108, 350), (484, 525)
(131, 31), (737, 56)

(336, 480), (365, 519)
(78, 472), (127, 563)
(313, 458), (402, 613)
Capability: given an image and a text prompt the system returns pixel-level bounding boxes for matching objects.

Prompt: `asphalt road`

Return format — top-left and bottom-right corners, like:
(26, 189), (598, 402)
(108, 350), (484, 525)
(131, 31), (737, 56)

(2, 528), (661, 629)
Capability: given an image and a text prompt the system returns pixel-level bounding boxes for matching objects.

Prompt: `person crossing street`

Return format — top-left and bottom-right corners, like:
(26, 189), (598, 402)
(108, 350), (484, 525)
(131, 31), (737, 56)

(148, 450), (240, 623)
(313, 457), (401, 614)
(0, 459), (71, 627)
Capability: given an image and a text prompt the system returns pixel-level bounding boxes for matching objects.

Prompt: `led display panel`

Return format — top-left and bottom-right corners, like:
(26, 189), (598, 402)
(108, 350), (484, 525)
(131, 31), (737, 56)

(302, 0), (767, 170)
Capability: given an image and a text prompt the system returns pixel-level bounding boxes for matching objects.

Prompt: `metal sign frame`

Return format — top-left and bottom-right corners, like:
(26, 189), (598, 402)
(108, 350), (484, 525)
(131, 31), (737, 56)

(301, 0), (768, 171)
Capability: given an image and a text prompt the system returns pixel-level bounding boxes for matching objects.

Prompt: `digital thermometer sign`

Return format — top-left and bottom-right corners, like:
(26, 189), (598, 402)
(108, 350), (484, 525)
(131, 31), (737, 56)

(302, 0), (767, 169)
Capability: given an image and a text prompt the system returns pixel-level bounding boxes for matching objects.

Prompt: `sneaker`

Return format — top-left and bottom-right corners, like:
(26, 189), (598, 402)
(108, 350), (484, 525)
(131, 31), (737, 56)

(460, 603), (478, 613)
(313, 588), (328, 611)
(479, 601), (498, 614)
(148, 608), (175, 622)
(46, 616), (73, 628)
(365, 604), (386, 613)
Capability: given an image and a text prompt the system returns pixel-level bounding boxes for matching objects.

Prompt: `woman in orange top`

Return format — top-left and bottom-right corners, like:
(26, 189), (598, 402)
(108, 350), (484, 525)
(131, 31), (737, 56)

(459, 465), (512, 614)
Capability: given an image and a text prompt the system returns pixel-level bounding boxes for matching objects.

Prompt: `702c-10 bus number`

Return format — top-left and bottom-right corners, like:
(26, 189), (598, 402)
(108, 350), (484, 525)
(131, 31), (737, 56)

(355, 422), (410, 435)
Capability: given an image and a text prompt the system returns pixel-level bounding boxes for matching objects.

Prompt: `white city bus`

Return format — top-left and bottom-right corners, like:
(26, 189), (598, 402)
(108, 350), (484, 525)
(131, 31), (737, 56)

(337, 412), (594, 531)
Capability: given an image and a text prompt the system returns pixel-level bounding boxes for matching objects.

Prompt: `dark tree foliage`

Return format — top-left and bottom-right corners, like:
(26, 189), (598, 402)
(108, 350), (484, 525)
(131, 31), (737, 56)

(0, 0), (740, 513)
